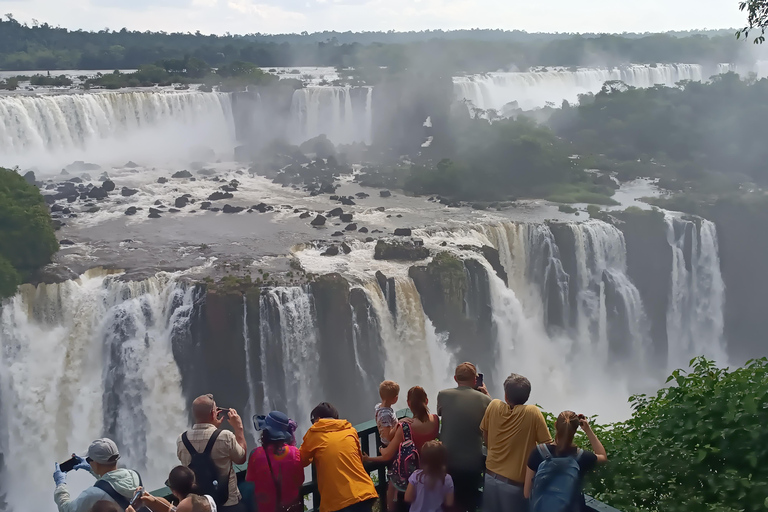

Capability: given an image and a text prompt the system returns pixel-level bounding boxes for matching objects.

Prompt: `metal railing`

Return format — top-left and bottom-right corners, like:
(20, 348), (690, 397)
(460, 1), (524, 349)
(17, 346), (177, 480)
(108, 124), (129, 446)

(153, 409), (620, 512)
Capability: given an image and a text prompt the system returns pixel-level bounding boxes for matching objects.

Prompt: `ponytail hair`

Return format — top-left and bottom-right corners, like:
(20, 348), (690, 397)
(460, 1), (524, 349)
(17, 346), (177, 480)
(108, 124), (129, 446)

(555, 411), (580, 456)
(418, 440), (447, 489)
(407, 386), (430, 423)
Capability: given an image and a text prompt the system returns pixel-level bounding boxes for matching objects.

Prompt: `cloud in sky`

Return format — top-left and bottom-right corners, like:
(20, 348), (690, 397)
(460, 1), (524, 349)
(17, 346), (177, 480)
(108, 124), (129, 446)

(2, 0), (747, 35)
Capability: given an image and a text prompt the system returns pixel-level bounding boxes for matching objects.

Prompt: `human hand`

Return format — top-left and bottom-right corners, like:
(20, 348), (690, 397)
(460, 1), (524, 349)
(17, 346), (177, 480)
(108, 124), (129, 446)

(53, 463), (66, 486)
(578, 414), (591, 431)
(228, 408), (244, 430)
(477, 384), (489, 396)
(362, 453), (371, 463)
(73, 454), (91, 472)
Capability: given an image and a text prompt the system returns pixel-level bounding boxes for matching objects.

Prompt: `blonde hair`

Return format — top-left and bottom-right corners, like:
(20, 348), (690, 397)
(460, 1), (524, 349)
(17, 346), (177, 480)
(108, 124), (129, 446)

(379, 380), (400, 401)
(555, 411), (580, 455)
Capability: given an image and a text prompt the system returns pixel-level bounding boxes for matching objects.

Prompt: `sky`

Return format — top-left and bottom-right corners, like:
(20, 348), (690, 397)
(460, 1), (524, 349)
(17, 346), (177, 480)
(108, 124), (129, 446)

(0, 0), (748, 35)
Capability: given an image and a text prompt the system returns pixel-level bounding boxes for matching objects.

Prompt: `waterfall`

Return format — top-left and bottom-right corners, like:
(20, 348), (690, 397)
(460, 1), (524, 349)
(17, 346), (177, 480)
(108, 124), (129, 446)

(362, 279), (454, 403)
(288, 86), (372, 145)
(0, 270), (190, 512)
(257, 287), (321, 434)
(453, 63), (704, 111)
(0, 91), (236, 169)
(569, 221), (649, 365)
(665, 217), (727, 369)
(242, 295), (258, 440)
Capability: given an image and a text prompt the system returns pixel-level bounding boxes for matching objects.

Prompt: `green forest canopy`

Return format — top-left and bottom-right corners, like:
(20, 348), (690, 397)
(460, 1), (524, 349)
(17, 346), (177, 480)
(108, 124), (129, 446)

(0, 168), (58, 298)
(0, 14), (748, 72)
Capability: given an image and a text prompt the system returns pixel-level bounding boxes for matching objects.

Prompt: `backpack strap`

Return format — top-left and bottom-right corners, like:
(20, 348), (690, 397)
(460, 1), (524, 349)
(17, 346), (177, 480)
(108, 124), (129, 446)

(574, 448), (584, 462)
(181, 431), (199, 456)
(203, 429), (223, 455)
(400, 421), (413, 441)
(264, 448), (282, 512)
(94, 479), (130, 510)
(537, 444), (552, 461)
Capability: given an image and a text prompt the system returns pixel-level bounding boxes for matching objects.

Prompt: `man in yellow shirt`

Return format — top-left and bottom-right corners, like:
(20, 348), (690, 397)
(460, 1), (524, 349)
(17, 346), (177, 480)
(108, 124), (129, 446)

(480, 374), (552, 512)
(300, 402), (379, 512)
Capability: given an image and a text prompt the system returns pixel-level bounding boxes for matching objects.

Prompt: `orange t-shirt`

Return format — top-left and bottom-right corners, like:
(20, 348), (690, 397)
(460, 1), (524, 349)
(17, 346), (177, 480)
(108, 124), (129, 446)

(300, 419), (378, 512)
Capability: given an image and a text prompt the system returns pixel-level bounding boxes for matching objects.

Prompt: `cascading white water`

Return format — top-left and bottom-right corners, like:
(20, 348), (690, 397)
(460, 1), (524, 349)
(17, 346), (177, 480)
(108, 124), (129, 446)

(288, 86), (373, 145)
(0, 91), (236, 170)
(0, 269), (191, 512)
(257, 287), (321, 434)
(570, 221), (649, 365)
(242, 295), (259, 440)
(453, 63), (704, 111)
(665, 216), (727, 370)
(361, 279), (455, 403)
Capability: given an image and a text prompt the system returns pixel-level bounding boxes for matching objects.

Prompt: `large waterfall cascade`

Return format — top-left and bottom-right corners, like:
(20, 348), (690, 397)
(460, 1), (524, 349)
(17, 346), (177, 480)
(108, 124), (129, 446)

(288, 86), (373, 146)
(0, 217), (730, 512)
(453, 63), (706, 111)
(0, 270), (192, 512)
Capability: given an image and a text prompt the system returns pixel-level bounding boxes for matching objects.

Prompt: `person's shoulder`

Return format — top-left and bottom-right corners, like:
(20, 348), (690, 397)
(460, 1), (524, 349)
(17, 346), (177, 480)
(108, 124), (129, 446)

(409, 469), (423, 484)
(444, 473), (454, 485)
(218, 428), (238, 442)
(524, 404), (545, 416)
(489, 398), (505, 409)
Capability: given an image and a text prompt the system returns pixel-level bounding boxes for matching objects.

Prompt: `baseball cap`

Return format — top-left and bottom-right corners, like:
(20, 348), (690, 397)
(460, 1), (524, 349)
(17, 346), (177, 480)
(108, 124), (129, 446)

(84, 438), (120, 465)
(455, 362), (478, 382)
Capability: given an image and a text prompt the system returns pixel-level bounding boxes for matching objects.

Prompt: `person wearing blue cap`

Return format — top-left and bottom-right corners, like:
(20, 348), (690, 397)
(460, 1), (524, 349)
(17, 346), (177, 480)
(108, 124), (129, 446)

(245, 411), (304, 512)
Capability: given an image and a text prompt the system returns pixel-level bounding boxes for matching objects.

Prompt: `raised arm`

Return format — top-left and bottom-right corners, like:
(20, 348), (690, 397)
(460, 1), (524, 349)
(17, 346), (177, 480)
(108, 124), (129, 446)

(579, 416), (607, 464)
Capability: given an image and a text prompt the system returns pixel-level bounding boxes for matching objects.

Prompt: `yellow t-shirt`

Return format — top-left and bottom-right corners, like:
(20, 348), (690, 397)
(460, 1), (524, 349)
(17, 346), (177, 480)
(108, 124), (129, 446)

(480, 400), (553, 483)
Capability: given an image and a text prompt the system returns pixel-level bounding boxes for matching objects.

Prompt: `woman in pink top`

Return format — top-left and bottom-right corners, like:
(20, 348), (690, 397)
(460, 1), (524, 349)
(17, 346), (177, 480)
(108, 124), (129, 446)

(245, 411), (305, 512)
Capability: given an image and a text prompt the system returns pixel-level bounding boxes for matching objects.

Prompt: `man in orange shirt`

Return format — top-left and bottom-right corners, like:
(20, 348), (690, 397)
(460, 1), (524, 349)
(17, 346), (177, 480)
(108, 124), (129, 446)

(480, 374), (552, 512)
(300, 402), (378, 512)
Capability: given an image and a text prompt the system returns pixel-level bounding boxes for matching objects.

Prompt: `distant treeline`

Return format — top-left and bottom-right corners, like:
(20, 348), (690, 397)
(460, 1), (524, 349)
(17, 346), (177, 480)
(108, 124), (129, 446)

(0, 14), (749, 72)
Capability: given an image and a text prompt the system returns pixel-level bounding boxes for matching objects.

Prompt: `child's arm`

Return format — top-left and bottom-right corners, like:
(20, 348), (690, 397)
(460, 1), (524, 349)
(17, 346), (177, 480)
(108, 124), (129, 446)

(404, 483), (417, 503)
(381, 424), (397, 442)
(443, 490), (455, 508)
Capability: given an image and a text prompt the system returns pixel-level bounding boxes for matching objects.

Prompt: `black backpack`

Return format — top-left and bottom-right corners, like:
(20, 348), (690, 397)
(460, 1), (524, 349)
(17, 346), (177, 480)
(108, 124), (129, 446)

(181, 429), (230, 506)
(94, 472), (150, 512)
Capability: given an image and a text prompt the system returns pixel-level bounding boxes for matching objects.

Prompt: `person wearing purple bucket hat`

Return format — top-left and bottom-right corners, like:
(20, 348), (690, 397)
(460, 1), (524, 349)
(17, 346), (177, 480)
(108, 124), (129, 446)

(246, 411), (305, 512)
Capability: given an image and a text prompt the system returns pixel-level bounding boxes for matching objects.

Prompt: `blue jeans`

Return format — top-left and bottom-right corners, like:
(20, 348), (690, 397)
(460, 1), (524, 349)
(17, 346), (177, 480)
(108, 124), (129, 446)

(482, 473), (528, 512)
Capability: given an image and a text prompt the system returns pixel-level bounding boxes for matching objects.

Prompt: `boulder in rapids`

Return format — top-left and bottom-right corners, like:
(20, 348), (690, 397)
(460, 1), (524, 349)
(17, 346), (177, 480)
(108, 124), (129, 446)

(172, 170), (193, 179)
(328, 208), (343, 217)
(222, 204), (245, 214)
(322, 245), (340, 256)
(380, 190), (392, 198)
(345, 223), (357, 231)
(311, 214), (327, 227)
(374, 240), (429, 261)
(121, 187), (139, 197)
(102, 180), (116, 192)
(393, 228), (412, 237)
(208, 191), (234, 201)
(339, 213), (353, 223)
(87, 187), (108, 200)
(125, 207), (138, 216)
(157, 177), (168, 184)
(175, 196), (190, 208)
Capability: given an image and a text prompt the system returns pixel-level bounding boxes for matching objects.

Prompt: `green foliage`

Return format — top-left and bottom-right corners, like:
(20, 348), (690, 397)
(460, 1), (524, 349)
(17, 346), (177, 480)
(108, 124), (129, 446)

(0, 168), (59, 298)
(736, 0), (768, 43)
(29, 74), (73, 86)
(588, 358), (768, 512)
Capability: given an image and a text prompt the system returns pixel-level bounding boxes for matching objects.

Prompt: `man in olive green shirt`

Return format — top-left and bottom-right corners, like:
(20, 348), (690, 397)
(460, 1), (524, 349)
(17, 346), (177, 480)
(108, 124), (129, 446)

(437, 362), (492, 512)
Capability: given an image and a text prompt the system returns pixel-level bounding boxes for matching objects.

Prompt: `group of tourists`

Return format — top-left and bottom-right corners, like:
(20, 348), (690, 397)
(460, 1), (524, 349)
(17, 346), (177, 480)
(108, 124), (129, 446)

(52, 362), (607, 512)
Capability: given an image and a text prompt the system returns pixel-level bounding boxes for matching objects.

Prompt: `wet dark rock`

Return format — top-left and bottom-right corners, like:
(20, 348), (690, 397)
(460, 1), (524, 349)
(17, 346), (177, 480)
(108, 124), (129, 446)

(85, 206), (100, 213)
(62, 208), (71, 215)
(157, 177), (169, 184)
(70, 195), (80, 203)
(175, 196), (190, 208)
(51, 220), (65, 230)
(220, 184), (238, 193)
(124, 161), (140, 168)
(372, 229), (383, 234)
(330, 195), (340, 201)
(121, 187), (139, 197)
(396, 214), (403, 218)
(102, 180), (116, 192)
(222, 204), (245, 214)
(210, 207), (221, 212)
(149, 208), (162, 215)
(299, 212), (311, 219)
(169, 208), (181, 213)
(66, 161), (101, 172)
(68, 177), (83, 184)
(328, 207), (344, 217)
(341, 242), (352, 254)
(319, 182), (336, 194)
(340, 197), (356, 206)
(33, 264), (78, 284)
(365, 237), (375, 243)
(125, 207), (138, 216)
(376, 207), (386, 212)
(99, 173), (110, 182)
(356, 192), (369, 199)
(481, 245), (508, 284)
(359, 227), (369, 233)
(374, 240), (429, 261)
(322, 245), (340, 256)
(394, 228), (412, 237)
(172, 170), (193, 179)
(345, 223), (358, 231)
(208, 191), (234, 201)
(253, 203), (272, 213)
(23, 171), (37, 185)
(200, 202), (212, 210)
(154, 200), (163, 206)
(51, 204), (64, 212)
(331, 231), (344, 237)
(148, 211), (161, 219)
(339, 213), (353, 223)
(311, 214), (327, 227)
(380, 190), (392, 198)
(44, 195), (56, 205)
(60, 169), (70, 176)
(59, 239), (75, 246)
(87, 187), (108, 200)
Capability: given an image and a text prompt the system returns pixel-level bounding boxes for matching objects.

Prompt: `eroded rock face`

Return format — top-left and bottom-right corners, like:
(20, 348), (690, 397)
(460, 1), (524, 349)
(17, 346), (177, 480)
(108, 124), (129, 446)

(374, 240), (430, 261)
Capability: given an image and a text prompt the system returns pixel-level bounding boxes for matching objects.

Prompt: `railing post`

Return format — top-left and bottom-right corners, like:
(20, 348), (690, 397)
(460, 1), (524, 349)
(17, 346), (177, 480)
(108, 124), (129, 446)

(311, 463), (320, 511)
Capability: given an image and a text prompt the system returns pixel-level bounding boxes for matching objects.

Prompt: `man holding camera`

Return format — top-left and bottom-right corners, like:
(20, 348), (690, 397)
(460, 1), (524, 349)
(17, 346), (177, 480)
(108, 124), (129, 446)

(436, 362), (491, 512)
(53, 438), (142, 512)
(176, 394), (247, 511)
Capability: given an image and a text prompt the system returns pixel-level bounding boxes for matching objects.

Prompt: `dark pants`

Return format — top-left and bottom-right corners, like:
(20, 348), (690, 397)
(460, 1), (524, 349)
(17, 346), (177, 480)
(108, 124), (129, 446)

(221, 501), (248, 512)
(449, 467), (484, 512)
(334, 498), (376, 512)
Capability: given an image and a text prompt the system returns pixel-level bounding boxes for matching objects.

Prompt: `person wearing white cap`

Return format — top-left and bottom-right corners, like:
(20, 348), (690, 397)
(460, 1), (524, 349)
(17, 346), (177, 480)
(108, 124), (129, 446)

(53, 437), (142, 512)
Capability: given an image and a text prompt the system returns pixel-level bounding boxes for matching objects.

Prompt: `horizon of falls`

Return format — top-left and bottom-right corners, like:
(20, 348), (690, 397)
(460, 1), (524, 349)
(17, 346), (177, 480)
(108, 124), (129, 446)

(0, 91), (236, 170)
(0, 217), (730, 512)
(453, 63), (706, 111)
